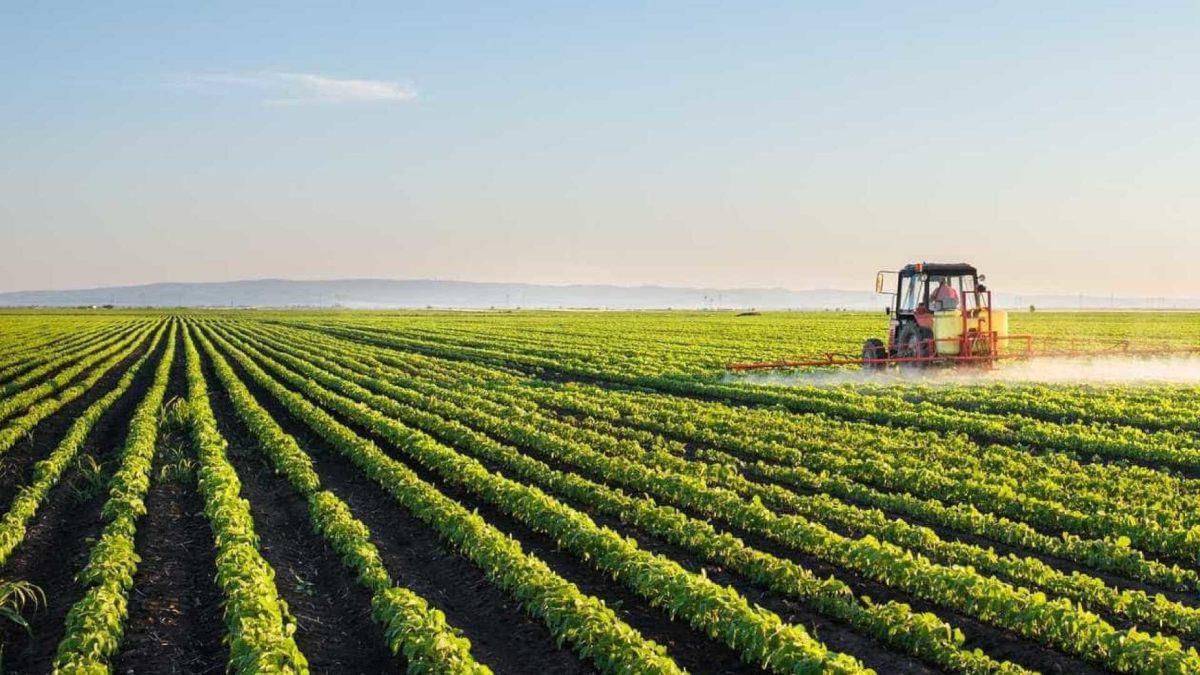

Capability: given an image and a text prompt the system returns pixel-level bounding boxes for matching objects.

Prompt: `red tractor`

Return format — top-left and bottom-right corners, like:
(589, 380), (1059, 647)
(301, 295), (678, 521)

(862, 262), (1008, 368)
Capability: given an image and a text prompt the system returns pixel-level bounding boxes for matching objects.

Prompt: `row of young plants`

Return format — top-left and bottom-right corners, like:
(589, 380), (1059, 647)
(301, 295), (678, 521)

(180, 327), (310, 673)
(191, 326), (691, 675)
(516, 364), (1200, 530)
(0, 323), (162, 455)
(278, 321), (1200, 590)
(455, 374), (1200, 597)
(249, 323), (685, 465)
(613, 371), (1200, 517)
(0, 321), (131, 386)
(0, 319), (63, 359)
(610, 464), (1200, 637)
(402, 348), (1200, 593)
(230, 323), (1029, 675)
(705, 447), (1200, 589)
(307, 319), (1200, 475)
(243, 319), (1200, 672)
(657, 388), (1200, 523)
(509, 379), (1200, 566)
(283, 313), (1200, 404)
(189, 325), (491, 674)
(0, 319), (145, 403)
(52, 321), (179, 672)
(294, 319), (1190, 513)
(233, 324), (1200, 674)
(0, 323), (168, 566)
(201, 323), (867, 675)
(650, 449), (1200, 643)
(291, 334), (1200, 648)
(571, 396), (1200, 581)
(309, 314), (860, 377)
(0, 318), (137, 376)
(0, 322), (153, 425)
(327, 310), (1200, 393)
(260, 321), (1200, 591)
(853, 381), (1200, 436)
(719, 377), (1200, 470)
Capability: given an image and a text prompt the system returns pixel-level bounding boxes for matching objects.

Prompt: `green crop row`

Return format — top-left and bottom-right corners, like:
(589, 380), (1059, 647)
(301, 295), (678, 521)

(205, 323), (868, 674)
(0, 322), (168, 566)
(300, 319), (1200, 521)
(277, 326), (1200, 648)
(226, 323), (1200, 674)
(227, 321), (1028, 675)
(190, 325), (489, 674)
(0, 321), (132, 385)
(0, 324), (159, 456)
(53, 321), (178, 672)
(521, 380), (1200, 565)
(181, 326), (310, 673)
(265, 319), (1200, 592)
(0, 322), (153, 426)
(192, 324), (688, 675)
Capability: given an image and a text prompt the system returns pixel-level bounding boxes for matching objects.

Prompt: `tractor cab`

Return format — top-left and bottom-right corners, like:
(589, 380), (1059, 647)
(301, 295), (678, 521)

(866, 262), (1006, 367)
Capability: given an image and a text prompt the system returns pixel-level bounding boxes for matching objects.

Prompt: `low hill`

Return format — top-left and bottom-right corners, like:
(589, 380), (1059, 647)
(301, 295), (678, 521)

(0, 279), (1194, 310)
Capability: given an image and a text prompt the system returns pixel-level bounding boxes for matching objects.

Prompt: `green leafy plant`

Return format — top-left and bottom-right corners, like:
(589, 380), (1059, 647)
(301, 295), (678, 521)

(0, 323), (169, 569)
(0, 577), (46, 671)
(0, 578), (45, 634)
(203, 324), (867, 675)
(68, 455), (107, 504)
(54, 322), (180, 672)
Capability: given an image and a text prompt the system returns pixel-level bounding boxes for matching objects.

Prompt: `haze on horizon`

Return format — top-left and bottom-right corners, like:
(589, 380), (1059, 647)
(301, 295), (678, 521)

(3, 2), (1198, 298)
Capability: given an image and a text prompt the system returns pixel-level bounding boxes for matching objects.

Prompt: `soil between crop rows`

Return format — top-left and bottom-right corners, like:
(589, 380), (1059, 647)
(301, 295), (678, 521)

(0, 332), (163, 673)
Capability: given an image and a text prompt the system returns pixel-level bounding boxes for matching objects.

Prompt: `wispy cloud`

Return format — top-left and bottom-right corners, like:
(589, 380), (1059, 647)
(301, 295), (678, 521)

(174, 70), (417, 105)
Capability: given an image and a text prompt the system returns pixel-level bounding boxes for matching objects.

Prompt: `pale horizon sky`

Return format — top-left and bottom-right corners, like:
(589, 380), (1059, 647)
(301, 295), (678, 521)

(3, 2), (1199, 297)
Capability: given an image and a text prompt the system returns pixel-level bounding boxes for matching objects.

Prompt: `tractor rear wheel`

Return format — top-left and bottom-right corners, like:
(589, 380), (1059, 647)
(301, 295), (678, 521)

(896, 323), (934, 366)
(861, 338), (888, 370)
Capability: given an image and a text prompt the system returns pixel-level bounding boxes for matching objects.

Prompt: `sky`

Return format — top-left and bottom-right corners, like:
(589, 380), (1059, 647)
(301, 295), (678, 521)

(2, 2), (1199, 297)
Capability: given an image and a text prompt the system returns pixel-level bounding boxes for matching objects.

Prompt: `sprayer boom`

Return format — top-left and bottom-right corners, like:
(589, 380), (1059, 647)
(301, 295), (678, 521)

(726, 339), (1200, 372)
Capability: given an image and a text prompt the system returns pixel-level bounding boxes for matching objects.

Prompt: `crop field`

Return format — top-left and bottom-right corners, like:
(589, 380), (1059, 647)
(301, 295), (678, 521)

(3, 310), (1200, 674)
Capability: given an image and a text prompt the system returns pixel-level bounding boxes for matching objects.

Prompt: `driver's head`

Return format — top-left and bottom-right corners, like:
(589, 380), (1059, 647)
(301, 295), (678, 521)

(934, 277), (947, 287)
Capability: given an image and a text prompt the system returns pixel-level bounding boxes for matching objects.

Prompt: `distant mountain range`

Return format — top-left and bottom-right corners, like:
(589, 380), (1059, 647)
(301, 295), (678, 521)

(0, 279), (1196, 310)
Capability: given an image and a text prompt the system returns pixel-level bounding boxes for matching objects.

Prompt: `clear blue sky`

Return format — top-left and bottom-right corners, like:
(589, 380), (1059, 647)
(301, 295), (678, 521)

(3, 2), (1198, 296)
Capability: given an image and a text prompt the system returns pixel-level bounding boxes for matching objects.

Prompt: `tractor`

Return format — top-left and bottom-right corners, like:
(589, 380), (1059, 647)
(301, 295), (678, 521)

(863, 262), (1007, 368)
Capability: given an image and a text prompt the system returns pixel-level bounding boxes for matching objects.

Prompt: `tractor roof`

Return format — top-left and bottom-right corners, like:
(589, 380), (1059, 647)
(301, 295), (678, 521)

(900, 262), (977, 277)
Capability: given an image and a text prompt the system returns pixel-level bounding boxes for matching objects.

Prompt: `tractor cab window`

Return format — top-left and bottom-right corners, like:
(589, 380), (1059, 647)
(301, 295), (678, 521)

(930, 275), (963, 312)
(898, 274), (925, 313)
(958, 275), (976, 311)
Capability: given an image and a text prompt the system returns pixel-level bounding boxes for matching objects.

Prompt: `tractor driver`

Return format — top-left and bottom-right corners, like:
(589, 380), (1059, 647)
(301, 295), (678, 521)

(931, 277), (959, 311)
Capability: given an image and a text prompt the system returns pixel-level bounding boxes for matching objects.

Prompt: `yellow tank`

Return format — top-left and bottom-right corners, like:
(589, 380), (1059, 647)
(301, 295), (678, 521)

(933, 310), (963, 355)
(978, 308), (1009, 338)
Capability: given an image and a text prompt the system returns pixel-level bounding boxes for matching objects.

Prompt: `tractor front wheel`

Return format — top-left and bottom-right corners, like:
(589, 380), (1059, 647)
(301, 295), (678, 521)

(861, 338), (888, 370)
